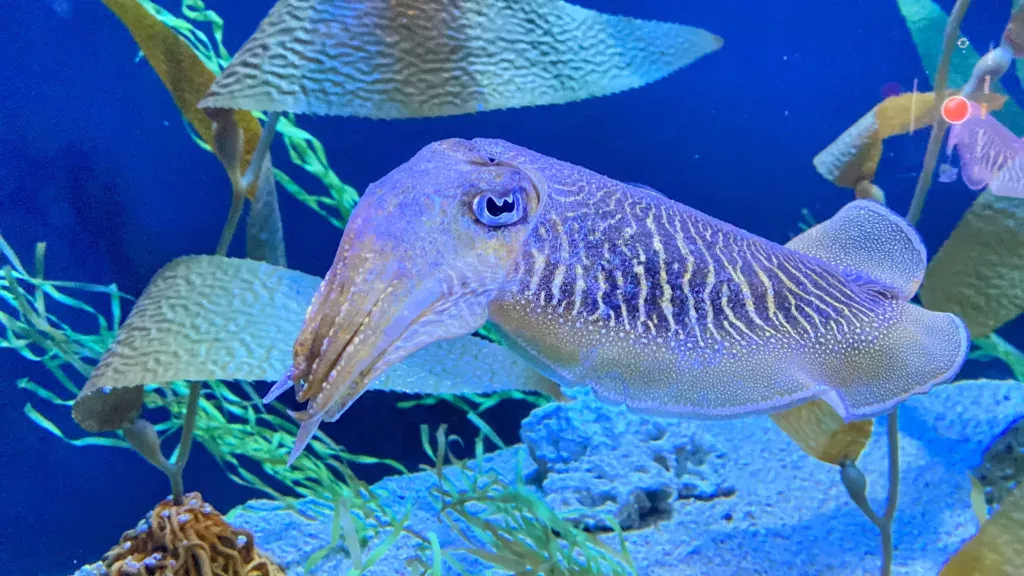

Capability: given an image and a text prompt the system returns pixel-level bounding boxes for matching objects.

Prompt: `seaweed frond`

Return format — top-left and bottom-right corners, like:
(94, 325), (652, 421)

(0, 232), (407, 568)
(404, 424), (637, 575)
(135, 0), (360, 228)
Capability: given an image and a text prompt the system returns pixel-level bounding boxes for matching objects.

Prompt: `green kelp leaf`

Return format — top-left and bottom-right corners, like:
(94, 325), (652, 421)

(73, 256), (560, 432)
(920, 191), (1024, 338)
(245, 154), (287, 267)
(896, 0), (1024, 134)
(199, 0), (723, 118)
(941, 483), (1024, 575)
(360, 503), (414, 573)
(17, 378), (73, 407)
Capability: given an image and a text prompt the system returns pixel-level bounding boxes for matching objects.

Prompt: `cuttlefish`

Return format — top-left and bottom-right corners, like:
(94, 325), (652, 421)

(268, 138), (969, 463)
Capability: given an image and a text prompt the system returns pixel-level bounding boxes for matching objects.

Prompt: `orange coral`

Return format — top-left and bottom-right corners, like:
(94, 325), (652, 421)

(100, 492), (284, 576)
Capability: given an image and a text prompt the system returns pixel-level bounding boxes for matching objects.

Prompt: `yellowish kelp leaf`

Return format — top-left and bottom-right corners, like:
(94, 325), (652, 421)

(896, 0), (1024, 134)
(969, 473), (989, 526)
(769, 400), (872, 465)
(941, 483), (1024, 575)
(813, 92), (1006, 190)
(812, 109), (884, 189)
(920, 191), (1024, 338)
(73, 256), (556, 432)
(873, 92), (940, 139)
(198, 0), (723, 118)
(102, 0), (263, 198)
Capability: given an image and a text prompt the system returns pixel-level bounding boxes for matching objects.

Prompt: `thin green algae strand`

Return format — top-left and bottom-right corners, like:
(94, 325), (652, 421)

(0, 232), (409, 544)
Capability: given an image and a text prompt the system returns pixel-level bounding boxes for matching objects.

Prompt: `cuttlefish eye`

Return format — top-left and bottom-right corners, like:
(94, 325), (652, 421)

(472, 187), (527, 227)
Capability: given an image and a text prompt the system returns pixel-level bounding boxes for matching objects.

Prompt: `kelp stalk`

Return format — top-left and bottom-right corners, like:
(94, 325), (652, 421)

(870, 3), (973, 563)
(119, 383), (198, 504)
(881, 412), (900, 576)
(836, 411), (899, 576)
(165, 180), (255, 503)
(128, 157), (260, 504)
(214, 112), (282, 257)
(906, 0), (970, 226)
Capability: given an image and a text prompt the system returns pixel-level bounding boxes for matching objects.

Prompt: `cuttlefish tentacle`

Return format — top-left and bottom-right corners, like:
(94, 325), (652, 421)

(275, 138), (969, 463)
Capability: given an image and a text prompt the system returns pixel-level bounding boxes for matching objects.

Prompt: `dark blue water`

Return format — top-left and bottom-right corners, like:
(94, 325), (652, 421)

(1, 1), (1020, 573)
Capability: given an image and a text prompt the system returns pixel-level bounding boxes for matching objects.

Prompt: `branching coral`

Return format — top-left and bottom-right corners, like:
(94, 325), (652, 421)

(101, 492), (285, 576)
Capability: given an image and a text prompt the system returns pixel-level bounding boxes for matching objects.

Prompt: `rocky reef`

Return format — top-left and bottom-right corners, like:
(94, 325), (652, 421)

(71, 379), (1024, 575)
(520, 387), (734, 531)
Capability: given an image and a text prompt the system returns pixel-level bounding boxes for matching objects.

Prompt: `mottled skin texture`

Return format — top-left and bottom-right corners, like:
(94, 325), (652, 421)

(276, 138), (968, 462)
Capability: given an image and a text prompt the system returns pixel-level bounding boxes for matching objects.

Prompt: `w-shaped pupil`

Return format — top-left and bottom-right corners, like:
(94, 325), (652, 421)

(486, 196), (516, 217)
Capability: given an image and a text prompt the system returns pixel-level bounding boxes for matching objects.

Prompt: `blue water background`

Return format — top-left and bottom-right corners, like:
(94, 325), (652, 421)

(1, 1), (1021, 573)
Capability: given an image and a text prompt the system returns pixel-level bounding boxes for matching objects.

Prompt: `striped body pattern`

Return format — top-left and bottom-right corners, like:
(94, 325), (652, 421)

(507, 183), (895, 360)
(473, 139), (968, 420)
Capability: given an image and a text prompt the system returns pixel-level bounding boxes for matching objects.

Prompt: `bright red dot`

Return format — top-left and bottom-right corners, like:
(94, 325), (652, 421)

(941, 95), (971, 124)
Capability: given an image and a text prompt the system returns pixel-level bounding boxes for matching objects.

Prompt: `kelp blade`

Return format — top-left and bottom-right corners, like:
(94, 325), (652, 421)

(73, 256), (552, 432)
(812, 92), (1005, 190)
(920, 192), (1024, 338)
(199, 0), (723, 118)
(102, 0), (263, 196)
(941, 484), (1024, 575)
(769, 400), (872, 466)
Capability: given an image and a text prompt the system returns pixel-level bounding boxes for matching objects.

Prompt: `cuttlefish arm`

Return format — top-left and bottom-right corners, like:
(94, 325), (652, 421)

(269, 141), (548, 463)
(274, 138), (968, 463)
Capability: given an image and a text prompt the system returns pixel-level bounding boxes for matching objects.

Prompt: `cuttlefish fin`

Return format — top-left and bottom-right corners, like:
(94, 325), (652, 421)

(784, 199), (927, 300)
(783, 200), (968, 419)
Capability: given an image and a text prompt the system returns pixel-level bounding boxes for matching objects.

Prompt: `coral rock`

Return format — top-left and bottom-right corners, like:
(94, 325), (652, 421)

(520, 387), (734, 530)
(98, 492), (284, 576)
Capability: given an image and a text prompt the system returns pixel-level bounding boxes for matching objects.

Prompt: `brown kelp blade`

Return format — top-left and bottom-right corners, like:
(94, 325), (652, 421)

(920, 192), (1024, 338)
(813, 92), (937, 190)
(101, 0), (263, 197)
(769, 400), (872, 466)
(73, 256), (557, 432)
(812, 91), (1007, 191)
(198, 0), (723, 118)
(941, 483), (1024, 575)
